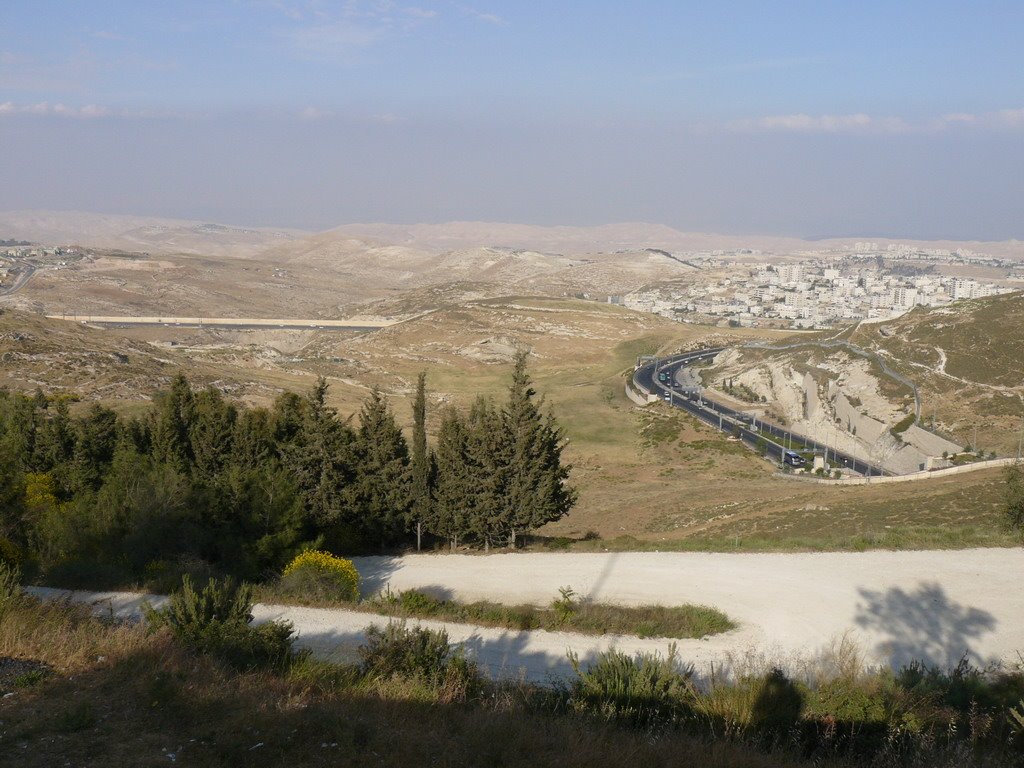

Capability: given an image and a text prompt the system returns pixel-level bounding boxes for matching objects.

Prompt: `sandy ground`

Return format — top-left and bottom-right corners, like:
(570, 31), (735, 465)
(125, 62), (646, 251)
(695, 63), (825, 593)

(27, 548), (1024, 683)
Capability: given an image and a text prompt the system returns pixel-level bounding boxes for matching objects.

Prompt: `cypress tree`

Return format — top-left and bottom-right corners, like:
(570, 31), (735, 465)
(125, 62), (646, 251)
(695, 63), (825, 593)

(348, 389), (411, 548)
(431, 407), (473, 550)
(231, 407), (274, 471)
(409, 371), (431, 550)
(465, 396), (506, 550)
(281, 377), (355, 528)
(189, 387), (237, 478)
(68, 403), (118, 493)
(151, 374), (196, 473)
(497, 351), (576, 547)
(33, 398), (75, 474)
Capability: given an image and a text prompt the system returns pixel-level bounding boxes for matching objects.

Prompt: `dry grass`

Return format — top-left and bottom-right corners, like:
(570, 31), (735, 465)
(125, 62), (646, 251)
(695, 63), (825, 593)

(0, 296), (1015, 553)
(0, 594), (807, 768)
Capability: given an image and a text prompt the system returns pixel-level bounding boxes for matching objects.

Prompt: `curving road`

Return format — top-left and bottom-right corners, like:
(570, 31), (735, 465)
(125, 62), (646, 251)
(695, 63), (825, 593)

(0, 261), (36, 296)
(30, 547), (1024, 682)
(633, 348), (888, 476)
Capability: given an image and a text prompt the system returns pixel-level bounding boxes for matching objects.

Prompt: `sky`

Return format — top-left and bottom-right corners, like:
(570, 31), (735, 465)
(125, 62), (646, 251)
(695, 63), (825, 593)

(1, 1), (1023, 239)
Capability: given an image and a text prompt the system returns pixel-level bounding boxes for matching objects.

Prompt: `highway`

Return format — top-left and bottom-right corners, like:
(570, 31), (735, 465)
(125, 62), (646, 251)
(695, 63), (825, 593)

(0, 261), (36, 296)
(633, 348), (888, 477)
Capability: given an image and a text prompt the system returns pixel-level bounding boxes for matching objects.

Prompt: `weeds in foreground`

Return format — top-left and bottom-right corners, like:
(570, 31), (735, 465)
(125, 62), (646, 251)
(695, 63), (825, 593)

(4, 594), (1024, 767)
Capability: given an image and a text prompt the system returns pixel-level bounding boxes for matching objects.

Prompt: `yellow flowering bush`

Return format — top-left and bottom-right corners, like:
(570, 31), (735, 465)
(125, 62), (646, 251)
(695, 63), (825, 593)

(280, 550), (360, 603)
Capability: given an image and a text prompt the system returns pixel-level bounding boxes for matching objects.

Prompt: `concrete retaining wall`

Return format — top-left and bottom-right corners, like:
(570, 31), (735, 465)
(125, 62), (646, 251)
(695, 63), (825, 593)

(790, 457), (1018, 486)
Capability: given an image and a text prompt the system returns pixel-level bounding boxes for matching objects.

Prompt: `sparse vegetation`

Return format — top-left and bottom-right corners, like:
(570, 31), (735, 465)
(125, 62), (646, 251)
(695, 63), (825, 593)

(1003, 462), (1024, 532)
(144, 576), (301, 673)
(356, 587), (735, 639)
(4, 593), (1023, 767)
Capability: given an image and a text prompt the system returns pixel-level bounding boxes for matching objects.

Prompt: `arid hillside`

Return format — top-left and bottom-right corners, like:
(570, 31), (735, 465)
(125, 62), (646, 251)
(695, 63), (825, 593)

(0, 297), (1013, 549)
(699, 293), (1024, 464)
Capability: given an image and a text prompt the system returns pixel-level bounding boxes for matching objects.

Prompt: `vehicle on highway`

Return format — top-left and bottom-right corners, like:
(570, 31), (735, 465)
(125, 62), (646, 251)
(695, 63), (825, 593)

(783, 450), (807, 468)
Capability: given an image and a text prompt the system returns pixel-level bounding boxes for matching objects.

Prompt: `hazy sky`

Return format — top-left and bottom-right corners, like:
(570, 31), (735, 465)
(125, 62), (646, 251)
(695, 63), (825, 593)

(1, 1), (1023, 238)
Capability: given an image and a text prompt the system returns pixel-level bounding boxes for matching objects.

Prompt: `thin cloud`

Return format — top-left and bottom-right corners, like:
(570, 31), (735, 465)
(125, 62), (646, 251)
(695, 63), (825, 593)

(457, 5), (508, 25)
(728, 109), (1024, 135)
(0, 101), (111, 118)
(274, 1), (440, 60)
(0, 102), (184, 119)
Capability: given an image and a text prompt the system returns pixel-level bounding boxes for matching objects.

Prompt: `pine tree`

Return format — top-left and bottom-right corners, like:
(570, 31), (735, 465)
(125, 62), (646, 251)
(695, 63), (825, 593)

(409, 371), (432, 550)
(151, 374), (196, 473)
(189, 387), (237, 478)
(431, 407), (473, 550)
(497, 351), (576, 546)
(280, 378), (356, 529)
(465, 396), (507, 550)
(68, 403), (118, 493)
(348, 389), (411, 548)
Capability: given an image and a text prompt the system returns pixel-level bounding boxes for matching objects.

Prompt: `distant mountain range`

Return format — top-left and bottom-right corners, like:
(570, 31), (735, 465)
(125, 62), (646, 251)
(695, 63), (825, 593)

(1, 210), (1021, 259)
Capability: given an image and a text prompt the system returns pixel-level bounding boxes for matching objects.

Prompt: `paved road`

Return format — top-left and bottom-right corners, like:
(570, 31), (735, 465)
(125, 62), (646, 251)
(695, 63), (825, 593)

(0, 261), (36, 296)
(31, 547), (1024, 682)
(634, 348), (887, 476)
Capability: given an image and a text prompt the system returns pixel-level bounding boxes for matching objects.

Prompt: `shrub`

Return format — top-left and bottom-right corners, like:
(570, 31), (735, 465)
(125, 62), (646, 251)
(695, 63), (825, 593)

(146, 575), (300, 672)
(280, 550), (360, 602)
(358, 622), (481, 702)
(0, 536), (21, 568)
(569, 645), (693, 725)
(398, 589), (443, 615)
(0, 561), (21, 618)
(552, 585), (578, 623)
(1004, 463), (1024, 531)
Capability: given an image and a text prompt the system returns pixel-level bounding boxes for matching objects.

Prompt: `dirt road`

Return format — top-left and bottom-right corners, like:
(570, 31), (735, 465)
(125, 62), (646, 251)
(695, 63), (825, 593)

(351, 548), (1024, 674)
(29, 548), (1024, 683)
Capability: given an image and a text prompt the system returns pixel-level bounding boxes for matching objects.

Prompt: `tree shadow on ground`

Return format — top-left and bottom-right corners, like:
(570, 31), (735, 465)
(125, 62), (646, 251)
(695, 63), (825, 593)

(349, 555), (402, 598)
(853, 582), (996, 670)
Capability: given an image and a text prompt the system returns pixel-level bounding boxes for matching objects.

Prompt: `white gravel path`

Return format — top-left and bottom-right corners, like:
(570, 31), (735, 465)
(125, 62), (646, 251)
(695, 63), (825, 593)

(27, 548), (1024, 683)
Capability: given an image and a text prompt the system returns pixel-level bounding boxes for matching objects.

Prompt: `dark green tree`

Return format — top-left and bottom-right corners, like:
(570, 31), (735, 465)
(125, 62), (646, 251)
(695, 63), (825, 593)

(150, 374), (196, 473)
(32, 398), (75, 473)
(189, 387), (237, 479)
(409, 372), (432, 550)
(68, 403), (118, 493)
(464, 396), (506, 549)
(280, 378), (355, 528)
(348, 389), (411, 548)
(431, 407), (473, 550)
(495, 352), (576, 547)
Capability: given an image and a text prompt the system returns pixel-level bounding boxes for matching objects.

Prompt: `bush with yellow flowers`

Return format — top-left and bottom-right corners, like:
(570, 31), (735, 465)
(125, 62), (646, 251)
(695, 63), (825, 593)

(280, 550), (360, 603)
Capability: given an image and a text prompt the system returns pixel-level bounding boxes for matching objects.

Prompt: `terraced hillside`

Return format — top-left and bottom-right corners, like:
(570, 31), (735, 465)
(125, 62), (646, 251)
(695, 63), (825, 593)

(850, 292), (1024, 455)
(698, 293), (1023, 470)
